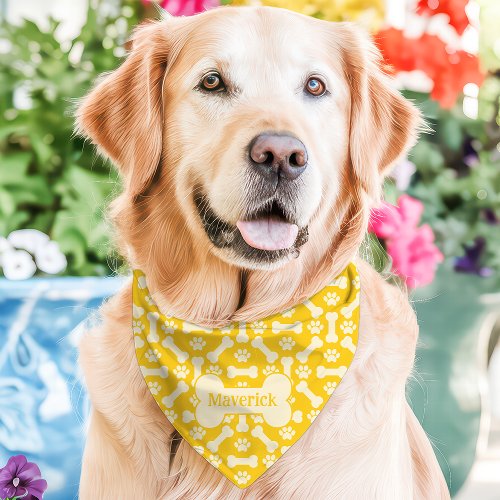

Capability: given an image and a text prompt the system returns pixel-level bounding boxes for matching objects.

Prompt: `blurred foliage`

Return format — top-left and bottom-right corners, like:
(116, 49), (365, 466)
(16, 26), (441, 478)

(0, 0), (143, 275)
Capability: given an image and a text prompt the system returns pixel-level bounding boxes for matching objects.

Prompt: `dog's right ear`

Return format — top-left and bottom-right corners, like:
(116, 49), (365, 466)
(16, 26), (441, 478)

(76, 21), (170, 197)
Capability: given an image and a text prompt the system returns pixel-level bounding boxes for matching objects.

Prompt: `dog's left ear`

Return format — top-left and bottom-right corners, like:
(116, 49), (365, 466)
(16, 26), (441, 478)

(76, 21), (170, 197)
(334, 24), (422, 200)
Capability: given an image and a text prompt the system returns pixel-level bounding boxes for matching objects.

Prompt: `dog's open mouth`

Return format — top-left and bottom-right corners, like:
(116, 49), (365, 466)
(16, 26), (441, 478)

(193, 191), (308, 265)
(236, 202), (298, 251)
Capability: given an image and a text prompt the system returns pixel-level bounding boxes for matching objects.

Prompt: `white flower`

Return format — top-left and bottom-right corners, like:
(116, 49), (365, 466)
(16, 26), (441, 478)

(262, 454), (276, 468)
(324, 291), (340, 306)
(234, 471), (251, 485)
(340, 320), (356, 335)
(189, 336), (206, 351)
(295, 365), (311, 379)
(323, 381), (337, 395)
(262, 365), (278, 376)
(279, 337), (295, 350)
(148, 381), (161, 395)
(190, 426), (206, 440)
(235, 348), (250, 362)
(209, 454), (222, 467)
(173, 364), (190, 379)
(279, 426), (295, 440)
(35, 240), (67, 274)
(324, 349), (340, 363)
(7, 229), (48, 254)
(1, 249), (36, 280)
(165, 409), (177, 422)
(235, 438), (250, 452)
(307, 320), (324, 335)
(307, 410), (320, 421)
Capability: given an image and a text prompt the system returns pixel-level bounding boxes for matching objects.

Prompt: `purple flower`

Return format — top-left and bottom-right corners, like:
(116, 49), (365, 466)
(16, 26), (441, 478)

(454, 237), (493, 277)
(0, 455), (47, 500)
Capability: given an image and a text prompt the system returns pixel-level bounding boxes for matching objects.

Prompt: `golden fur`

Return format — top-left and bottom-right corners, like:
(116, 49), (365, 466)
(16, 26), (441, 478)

(76, 6), (449, 499)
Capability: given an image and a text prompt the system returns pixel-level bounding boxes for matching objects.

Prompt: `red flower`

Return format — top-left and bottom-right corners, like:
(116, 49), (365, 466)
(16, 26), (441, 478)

(417, 0), (470, 36)
(376, 28), (484, 109)
(142, 0), (219, 16)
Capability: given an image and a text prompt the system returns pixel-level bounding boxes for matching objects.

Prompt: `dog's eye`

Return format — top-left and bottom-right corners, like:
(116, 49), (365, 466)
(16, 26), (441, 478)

(305, 77), (326, 97)
(200, 72), (225, 92)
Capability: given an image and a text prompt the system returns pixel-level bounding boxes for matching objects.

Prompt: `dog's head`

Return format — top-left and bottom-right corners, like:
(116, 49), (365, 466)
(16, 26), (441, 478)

(77, 6), (419, 275)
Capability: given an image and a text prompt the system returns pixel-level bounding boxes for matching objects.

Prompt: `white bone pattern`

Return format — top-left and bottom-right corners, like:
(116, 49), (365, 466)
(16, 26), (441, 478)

(341, 336), (356, 353)
(146, 311), (160, 342)
(227, 365), (258, 379)
(161, 336), (189, 363)
(236, 322), (249, 343)
(280, 357), (293, 377)
(325, 311), (339, 343)
(251, 425), (278, 452)
(303, 299), (323, 318)
(236, 415), (249, 432)
(227, 455), (258, 468)
(207, 336), (234, 363)
(207, 425), (234, 452)
(271, 321), (302, 334)
(296, 336), (323, 363)
(162, 381), (189, 408)
(140, 365), (168, 379)
(340, 291), (359, 319)
(316, 365), (347, 379)
(192, 357), (204, 381)
(251, 336), (278, 362)
(296, 380), (323, 408)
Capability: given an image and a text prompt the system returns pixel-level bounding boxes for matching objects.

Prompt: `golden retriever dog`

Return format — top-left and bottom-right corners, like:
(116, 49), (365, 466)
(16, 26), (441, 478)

(76, 6), (449, 499)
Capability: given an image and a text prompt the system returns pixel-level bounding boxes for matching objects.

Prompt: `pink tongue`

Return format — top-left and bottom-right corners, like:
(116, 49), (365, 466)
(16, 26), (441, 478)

(236, 217), (298, 251)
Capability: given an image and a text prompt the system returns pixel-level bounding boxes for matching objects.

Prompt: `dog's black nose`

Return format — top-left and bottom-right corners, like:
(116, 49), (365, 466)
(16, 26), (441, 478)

(249, 133), (307, 181)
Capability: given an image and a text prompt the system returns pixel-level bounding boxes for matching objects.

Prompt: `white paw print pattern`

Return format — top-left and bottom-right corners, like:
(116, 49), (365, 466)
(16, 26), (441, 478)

(279, 426), (296, 440)
(145, 348), (161, 362)
(324, 291), (340, 306)
(133, 320), (145, 335)
(235, 438), (251, 452)
(207, 365), (222, 375)
(190, 426), (206, 440)
(209, 454), (222, 468)
(235, 348), (251, 362)
(161, 320), (176, 335)
(262, 455), (276, 468)
(165, 409), (177, 423)
(307, 410), (320, 422)
(340, 320), (356, 335)
(262, 365), (278, 376)
(189, 336), (206, 350)
(251, 415), (264, 424)
(352, 275), (360, 289)
(189, 395), (200, 407)
(324, 348), (340, 363)
(173, 365), (190, 379)
(307, 320), (324, 335)
(323, 381), (337, 395)
(235, 471), (251, 485)
(147, 381), (161, 395)
(332, 276), (348, 289)
(279, 336), (295, 350)
(295, 365), (311, 379)
(250, 321), (266, 334)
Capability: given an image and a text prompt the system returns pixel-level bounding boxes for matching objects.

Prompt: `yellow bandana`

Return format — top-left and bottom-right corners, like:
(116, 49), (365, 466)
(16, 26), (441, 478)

(133, 263), (359, 488)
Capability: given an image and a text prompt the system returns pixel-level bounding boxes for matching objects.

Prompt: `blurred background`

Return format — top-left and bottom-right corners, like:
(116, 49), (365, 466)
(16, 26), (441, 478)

(0, 0), (499, 498)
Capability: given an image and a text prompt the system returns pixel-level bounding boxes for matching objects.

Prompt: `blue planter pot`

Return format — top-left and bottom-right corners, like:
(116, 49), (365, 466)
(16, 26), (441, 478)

(0, 277), (122, 500)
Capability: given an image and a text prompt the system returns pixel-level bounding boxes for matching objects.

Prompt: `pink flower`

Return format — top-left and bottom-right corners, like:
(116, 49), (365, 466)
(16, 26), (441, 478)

(142, 0), (219, 16)
(369, 195), (443, 288)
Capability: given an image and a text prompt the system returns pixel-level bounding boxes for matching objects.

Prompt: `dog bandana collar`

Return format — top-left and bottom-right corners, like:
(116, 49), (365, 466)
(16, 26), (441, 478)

(133, 263), (359, 488)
